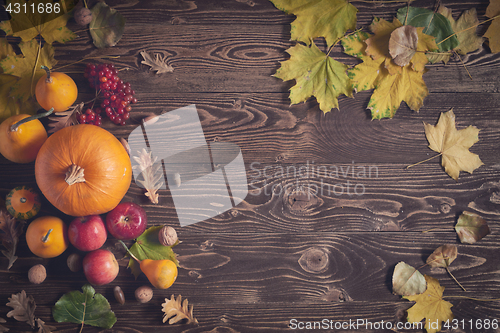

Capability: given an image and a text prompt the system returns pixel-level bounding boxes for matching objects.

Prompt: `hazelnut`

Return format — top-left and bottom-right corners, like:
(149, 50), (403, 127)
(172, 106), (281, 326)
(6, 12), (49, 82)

(67, 253), (82, 272)
(114, 286), (125, 305)
(158, 226), (177, 246)
(74, 7), (93, 26)
(28, 264), (46, 284)
(135, 285), (153, 303)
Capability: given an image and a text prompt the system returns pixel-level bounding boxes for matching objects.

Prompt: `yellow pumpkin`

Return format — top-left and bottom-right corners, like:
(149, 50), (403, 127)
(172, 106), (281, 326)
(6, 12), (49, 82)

(35, 124), (132, 216)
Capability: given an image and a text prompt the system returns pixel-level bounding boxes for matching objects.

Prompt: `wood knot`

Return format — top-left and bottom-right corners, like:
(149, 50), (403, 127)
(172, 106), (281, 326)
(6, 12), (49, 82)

(321, 287), (352, 302)
(283, 182), (322, 216)
(440, 203), (452, 214)
(298, 247), (329, 274)
(199, 240), (214, 251)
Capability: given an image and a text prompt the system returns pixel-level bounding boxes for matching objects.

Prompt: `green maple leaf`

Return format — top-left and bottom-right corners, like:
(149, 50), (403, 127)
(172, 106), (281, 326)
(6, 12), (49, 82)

(0, 0), (76, 44)
(274, 41), (352, 113)
(397, 6), (459, 52)
(0, 40), (57, 101)
(52, 284), (117, 330)
(269, 0), (357, 47)
(127, 226), (179, 279)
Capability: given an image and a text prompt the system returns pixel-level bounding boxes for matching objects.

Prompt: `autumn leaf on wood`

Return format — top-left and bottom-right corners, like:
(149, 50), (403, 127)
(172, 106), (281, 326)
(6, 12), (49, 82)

(341, 31), (371, 59)
(47, 102), (83, 133)
(140, 50), (174, 74)
(274, 41), (352, 113)
(36, 318), (55, 333)
(389, 25), (419, 67)
(0, 209), (25, 270)
(427, 245), (457, 268)
(0, 0), (76, 44)
(455, 211), (490, 244)
(89, 1), (125, 48)
(162, 295), (198, 325)
(0, 40), (57, 101)
(484, 0), (500, 53)
(0, 317), (8, 333)
(132, 148), (164, 204)
(392, 261), (427, 296)
(422, 109), (483, 180)
(404, 275), (454, 333)
(427, 6), (484, 64)
(269, 0), (358, 48)
(6, 290), (36, 328)
(347, 18), (435, 119)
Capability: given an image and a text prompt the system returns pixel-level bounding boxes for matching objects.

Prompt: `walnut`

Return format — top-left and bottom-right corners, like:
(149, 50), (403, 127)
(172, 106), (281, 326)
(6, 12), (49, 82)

(158, 226), (177, 246)
(135, 285), (153, 303)
(74, 7), (93, 26)
(28, 264), (46, 284)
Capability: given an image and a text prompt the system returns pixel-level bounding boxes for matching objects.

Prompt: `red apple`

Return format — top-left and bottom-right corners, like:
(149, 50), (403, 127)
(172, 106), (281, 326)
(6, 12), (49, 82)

(68, 215), (107, 252)
(106, 202), (147, 240)
(83, 249), (119, 286)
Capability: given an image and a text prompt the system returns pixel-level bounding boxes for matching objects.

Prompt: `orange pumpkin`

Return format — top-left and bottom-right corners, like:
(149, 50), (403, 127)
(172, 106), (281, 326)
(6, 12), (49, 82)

(26, 215), (68, 258)
(35, 124), (132, 216)
(35, 66), (78, 112)
(6, 186), (41, 219)
(0, 114), (48, 163)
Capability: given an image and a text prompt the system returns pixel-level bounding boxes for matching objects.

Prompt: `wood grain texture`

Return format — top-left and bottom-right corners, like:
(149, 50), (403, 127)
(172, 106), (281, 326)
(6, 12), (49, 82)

(1, 0), (499, 332)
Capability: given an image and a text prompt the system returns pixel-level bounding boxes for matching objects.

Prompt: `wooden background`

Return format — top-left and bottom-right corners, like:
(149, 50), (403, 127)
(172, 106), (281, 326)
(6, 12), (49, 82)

(1, 0), (500, 332)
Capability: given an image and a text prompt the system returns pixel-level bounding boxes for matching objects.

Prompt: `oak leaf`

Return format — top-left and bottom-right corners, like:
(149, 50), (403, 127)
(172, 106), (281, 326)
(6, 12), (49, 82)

(269, 0), (358, 47)
(47, 102), (83, 134)
(484, 0), (500, 53)
(141, 50), (174, 74)
(404, 275), (454, 333)
(36, 318), (56, 333)
(132, 148), (164, 204)
(0, 40), (57, 101)
(0, 0), (76, 44)
(0, 209), (25, 270)
(274, 41), (352, 113)
(455, 211), (490, 244)
(0, 317), (8, 333)
(162, 295), (198, 325)
(6, 290), (36, 328)
(423, 109), (483, 180)
(392, 261), (426, 296)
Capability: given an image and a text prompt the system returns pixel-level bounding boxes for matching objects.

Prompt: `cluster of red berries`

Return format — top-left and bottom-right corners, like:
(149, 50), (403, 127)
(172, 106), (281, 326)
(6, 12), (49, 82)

(82, 63), (137, 126)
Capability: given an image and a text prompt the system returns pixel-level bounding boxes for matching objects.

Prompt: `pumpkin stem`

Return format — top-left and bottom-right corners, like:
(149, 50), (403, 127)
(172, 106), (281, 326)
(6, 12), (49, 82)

(9, 108), (54, 132)
(65, 164), (86, 185)
(42, 229), (53, 243)
(41, 65), (52, 83)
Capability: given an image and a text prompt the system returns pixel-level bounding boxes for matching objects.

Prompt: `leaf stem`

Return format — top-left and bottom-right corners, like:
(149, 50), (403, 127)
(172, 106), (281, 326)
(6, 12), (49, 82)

(421, 227), (452, 233)
(118, 240), (140, 263)
(454, 51), (472, 80)
(437, 14), (500, 46)
(52, 56), (121, 72)
(446, 267), (466, 291)
(350, 0), (413, 3)
(443, 295), (500, 301)
(405, 153), (442, 169)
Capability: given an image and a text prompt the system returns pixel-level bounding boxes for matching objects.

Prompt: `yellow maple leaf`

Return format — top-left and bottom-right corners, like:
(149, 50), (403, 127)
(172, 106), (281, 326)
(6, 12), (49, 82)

(269, 0), (357, 47)
(0, 40), (57, 101)
(423, 109), (483, 180)
(274, 41), (353, 113)
(404, 275), (454, 333)
(0, 0), (76, 44)
(484, 0), (500, 53)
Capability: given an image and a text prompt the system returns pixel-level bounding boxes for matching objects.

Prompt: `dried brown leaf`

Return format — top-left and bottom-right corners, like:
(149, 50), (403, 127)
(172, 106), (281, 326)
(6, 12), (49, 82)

(132, 149), (164, 204)
(389, 25), (418, 67)
(47, 102), (83, 134)
(392, 261), (427, 296)
(162, 295), (198, 325)
(455, 211), (490, 244)
(0, 209), (25, 269)
(140, 50), (174, 74)
(6, 290), (36, 328)
(427, 245), (457, 268)
(36, 318), (55, 333)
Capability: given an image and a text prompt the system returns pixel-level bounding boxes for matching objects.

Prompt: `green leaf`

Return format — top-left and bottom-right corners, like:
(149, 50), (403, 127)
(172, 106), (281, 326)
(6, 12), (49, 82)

(274, 41), (353, 113)
(269, 0), (357, 48)
(0, 40), (57, 101)
(128, 226), (179, 279)
(397, 6), (459, 52)
(0, 0), (76, 44)
(52, 284), (117, 330)
(89, 1), (126, 48)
